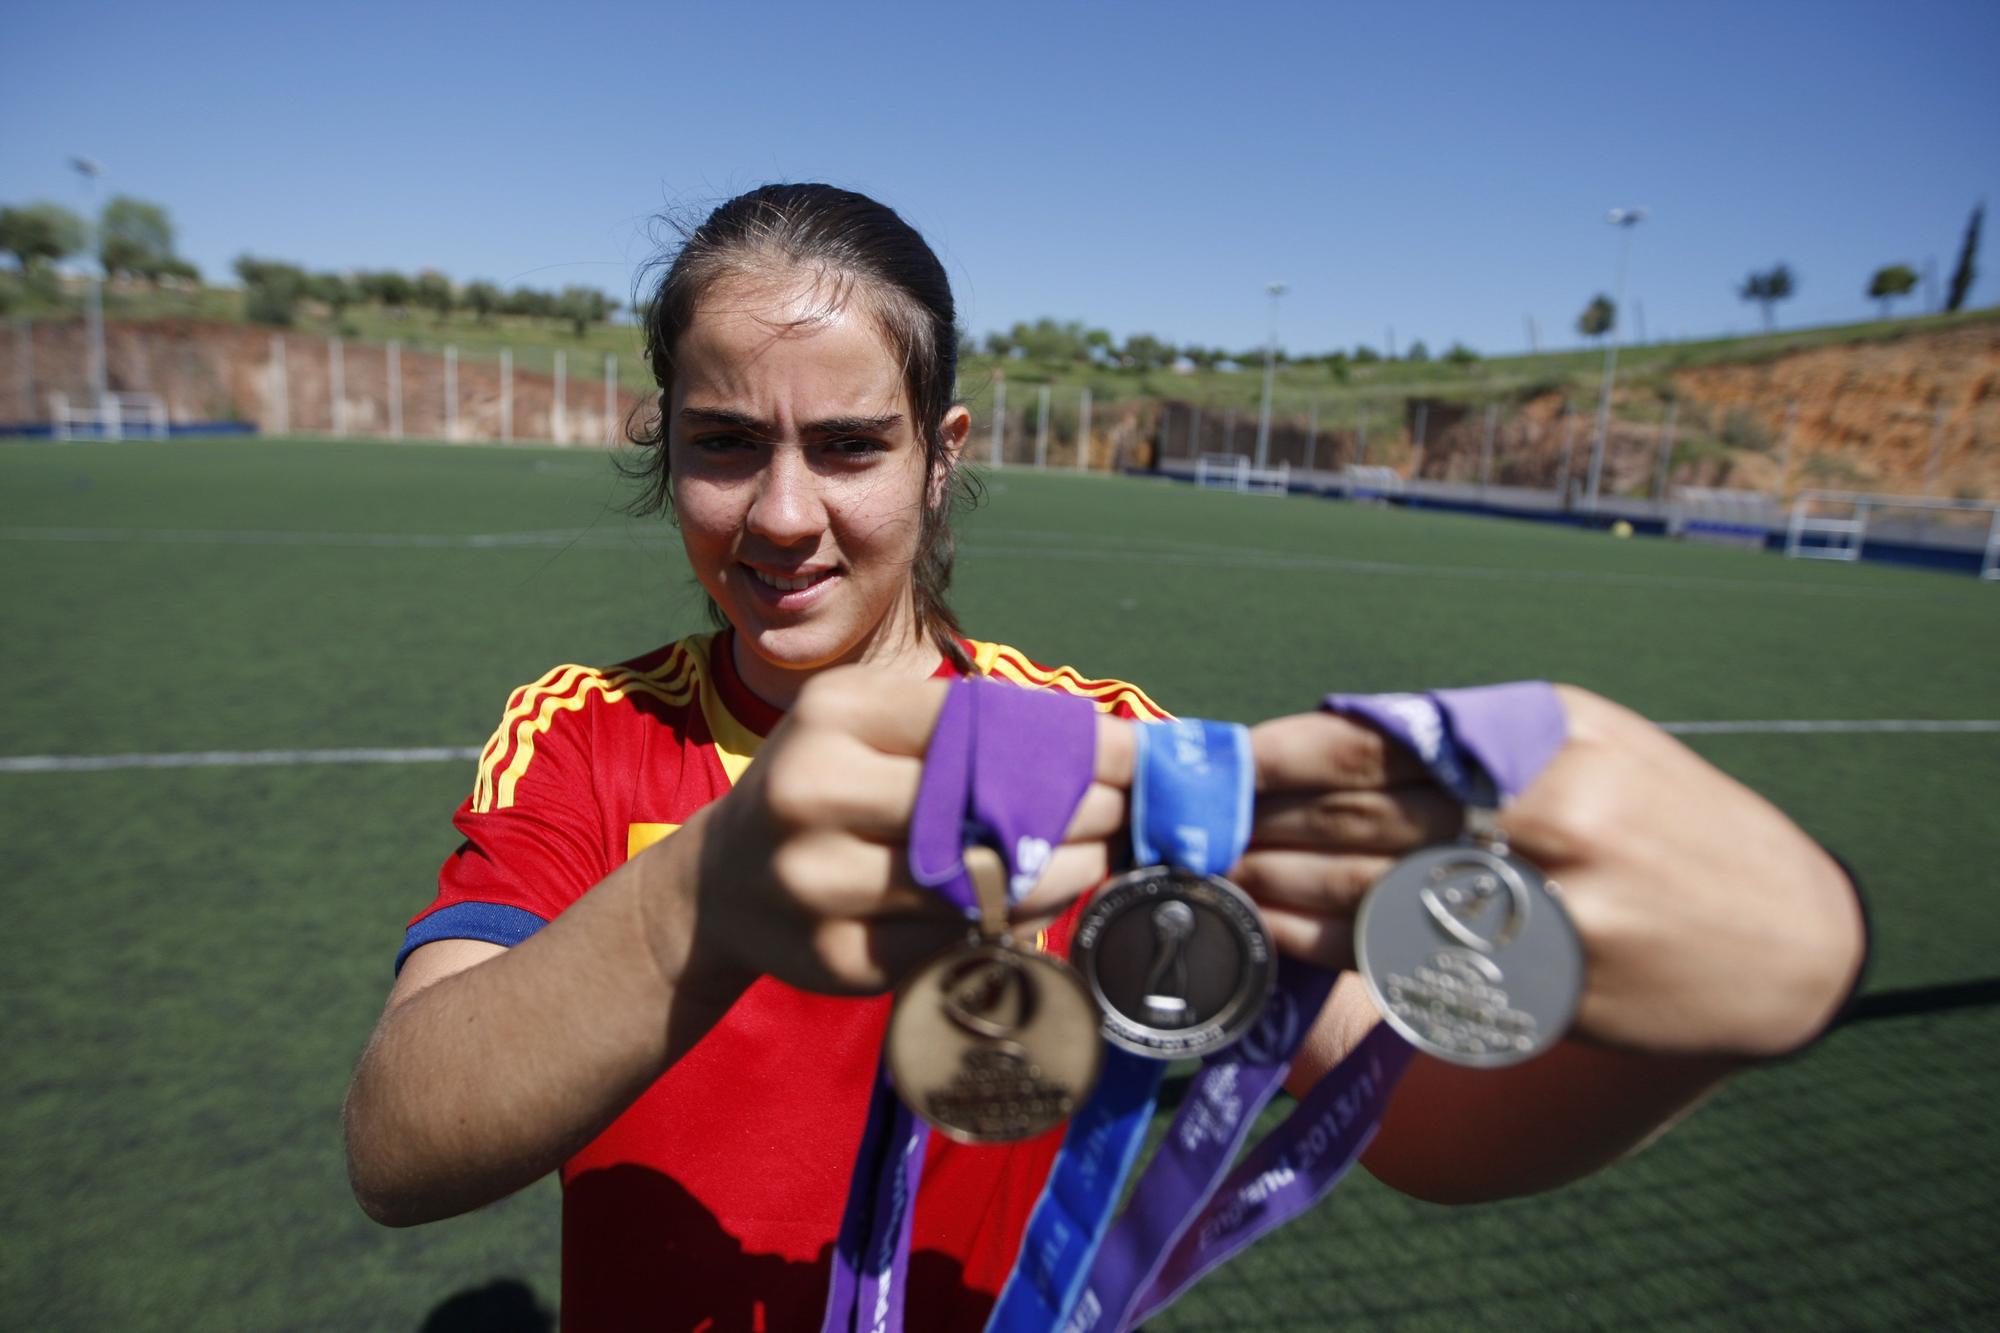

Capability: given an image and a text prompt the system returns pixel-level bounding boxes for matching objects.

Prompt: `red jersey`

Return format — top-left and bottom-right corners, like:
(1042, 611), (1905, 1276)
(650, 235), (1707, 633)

(405, 630), (1169, 1331)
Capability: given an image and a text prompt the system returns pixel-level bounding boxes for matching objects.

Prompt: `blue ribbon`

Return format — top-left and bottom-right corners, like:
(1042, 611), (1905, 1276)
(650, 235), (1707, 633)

(987, 719), (1255, 1333)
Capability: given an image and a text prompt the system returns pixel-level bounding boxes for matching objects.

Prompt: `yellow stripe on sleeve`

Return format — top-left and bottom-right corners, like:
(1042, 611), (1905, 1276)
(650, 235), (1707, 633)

(975, 643), (1171, 721)
(473, 645), (701, 813)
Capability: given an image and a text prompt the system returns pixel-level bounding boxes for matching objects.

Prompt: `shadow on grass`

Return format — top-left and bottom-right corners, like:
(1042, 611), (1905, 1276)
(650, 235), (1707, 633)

(420, 1278), (554, 1333)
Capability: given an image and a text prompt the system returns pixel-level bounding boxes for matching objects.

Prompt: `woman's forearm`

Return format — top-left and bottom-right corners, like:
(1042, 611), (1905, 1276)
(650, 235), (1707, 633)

(343, 809), (748, 1226)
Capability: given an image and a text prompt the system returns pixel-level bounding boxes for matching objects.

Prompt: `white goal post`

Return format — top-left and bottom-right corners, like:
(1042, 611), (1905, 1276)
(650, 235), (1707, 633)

(1787, 489), (2000, 579)
(50, 391), (169, 440)
(1340, 464), (1404, 503)
(1194, 452), (1291, 495)
(1670, 487), (1777, 547)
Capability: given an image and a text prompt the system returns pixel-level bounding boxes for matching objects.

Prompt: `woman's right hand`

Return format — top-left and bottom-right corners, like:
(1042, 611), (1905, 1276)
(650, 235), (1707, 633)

(646, 667), (1138, 998)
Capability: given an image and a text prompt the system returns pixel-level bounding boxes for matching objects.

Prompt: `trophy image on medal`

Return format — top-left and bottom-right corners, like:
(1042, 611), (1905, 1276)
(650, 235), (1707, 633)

(1073, 866), (1275, 1060)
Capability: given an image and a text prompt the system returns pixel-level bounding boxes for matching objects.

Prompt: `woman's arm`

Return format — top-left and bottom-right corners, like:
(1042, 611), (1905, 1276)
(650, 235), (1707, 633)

(1241, 685), (1864, 1203)
(344, 806), (746, 1226)
(343, 670), (1137, 1227)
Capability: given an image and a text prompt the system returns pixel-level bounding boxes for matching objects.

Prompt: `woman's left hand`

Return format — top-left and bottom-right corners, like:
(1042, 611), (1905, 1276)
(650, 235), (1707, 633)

(1234, 685), (1866, 1059)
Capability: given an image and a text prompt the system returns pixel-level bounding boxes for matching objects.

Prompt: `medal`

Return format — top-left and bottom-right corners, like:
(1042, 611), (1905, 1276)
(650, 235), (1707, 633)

(886, 847), (1102, 1143)
(1072, 866), (1275, 1060)
(1356, 818), (1582, 1067)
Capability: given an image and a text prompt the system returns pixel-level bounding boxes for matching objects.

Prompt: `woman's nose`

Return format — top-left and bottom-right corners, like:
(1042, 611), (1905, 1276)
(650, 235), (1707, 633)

(744, 449), (826, 546)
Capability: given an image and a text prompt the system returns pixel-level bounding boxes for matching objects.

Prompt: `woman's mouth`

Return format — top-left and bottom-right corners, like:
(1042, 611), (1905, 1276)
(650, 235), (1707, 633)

(743, 564), (839, 607)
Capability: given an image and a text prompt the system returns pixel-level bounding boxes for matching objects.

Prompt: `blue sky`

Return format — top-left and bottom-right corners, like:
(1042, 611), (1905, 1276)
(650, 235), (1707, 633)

(4, 0), (1995, 356)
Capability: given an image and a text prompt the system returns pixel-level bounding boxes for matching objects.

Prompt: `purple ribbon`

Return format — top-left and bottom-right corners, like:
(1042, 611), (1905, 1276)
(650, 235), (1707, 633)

(1323, 682), (1567, 807)
(822, 677), (1099, 1333)
(908, 677), (1099, 915)
(1066, 962), (1336, 1331)
(1123, 1023), (1416, 1325)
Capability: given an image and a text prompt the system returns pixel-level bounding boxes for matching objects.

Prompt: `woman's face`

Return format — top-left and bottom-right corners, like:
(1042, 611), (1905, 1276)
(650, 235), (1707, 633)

(667, 272), (967, 706)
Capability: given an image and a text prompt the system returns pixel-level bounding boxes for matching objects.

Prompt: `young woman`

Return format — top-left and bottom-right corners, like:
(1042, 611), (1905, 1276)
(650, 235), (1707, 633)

(344, 185), (1864, 1330)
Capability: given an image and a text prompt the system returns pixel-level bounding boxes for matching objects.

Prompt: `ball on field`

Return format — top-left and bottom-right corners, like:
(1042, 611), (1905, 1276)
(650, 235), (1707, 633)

(1610, 520), (1634, 539)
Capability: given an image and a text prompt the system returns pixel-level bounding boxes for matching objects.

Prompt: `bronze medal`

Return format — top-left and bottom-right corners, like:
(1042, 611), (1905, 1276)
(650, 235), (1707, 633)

(885, 849), (1103, 1143)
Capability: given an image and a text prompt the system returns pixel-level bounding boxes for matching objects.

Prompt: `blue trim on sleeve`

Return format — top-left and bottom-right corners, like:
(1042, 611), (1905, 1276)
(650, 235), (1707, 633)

(396, 902), (549, 973)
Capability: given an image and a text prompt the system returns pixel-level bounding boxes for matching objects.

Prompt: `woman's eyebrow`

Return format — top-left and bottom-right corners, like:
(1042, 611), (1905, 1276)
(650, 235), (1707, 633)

(679, 407), (770, 433)
(807, 413), (902, 435)
(676, 408), (902, 436)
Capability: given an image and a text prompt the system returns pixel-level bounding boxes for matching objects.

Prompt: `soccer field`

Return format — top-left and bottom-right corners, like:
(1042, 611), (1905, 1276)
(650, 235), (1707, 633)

(4, 437), (1996, 1330)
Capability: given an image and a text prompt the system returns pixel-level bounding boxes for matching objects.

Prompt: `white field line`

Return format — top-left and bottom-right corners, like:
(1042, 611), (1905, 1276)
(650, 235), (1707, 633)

(0, 746), (482, 773)
(0, 526), (666, 550)
(0, 523), (1956, 599)
(1659, 720), (2000, 736)
(958, 541), (1961, 601)
(2, 723), (1994, 774)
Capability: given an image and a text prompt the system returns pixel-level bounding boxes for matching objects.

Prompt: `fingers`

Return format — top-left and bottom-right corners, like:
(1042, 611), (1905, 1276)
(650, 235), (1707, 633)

(1259, 905), (1357, 973)
(1231, 850), (1396, 918)
(789, 669), (954, 756)
(1093, 713), (1136, 788)
(1250, 784), (1462, 853)
(761, 731), (1129, 844)
(1251, 711), (1433, 792)
(790, 672), (1140, 790)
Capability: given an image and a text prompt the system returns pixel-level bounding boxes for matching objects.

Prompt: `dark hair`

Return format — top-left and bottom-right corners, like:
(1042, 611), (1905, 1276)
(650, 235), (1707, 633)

(625, 183), (977, 669)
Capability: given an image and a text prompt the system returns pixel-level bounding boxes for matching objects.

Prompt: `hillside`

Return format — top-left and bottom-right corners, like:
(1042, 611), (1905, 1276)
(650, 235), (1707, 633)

(6, 284), (1996, 500)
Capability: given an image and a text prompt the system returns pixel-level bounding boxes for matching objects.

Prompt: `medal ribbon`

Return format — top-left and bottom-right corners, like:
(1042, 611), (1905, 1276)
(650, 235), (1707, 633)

(1081, 683), (1570, 1331)
(988, 719), (1255, 1333)
(822, 677), (1099, 1333)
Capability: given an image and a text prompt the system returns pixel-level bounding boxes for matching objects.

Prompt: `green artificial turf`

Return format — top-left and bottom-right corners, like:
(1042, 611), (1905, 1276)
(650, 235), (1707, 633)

(3, 437), (1995, 1328)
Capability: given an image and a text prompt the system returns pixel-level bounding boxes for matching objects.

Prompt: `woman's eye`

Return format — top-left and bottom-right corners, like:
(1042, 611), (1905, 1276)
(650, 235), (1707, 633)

(826, 437), (888, 458)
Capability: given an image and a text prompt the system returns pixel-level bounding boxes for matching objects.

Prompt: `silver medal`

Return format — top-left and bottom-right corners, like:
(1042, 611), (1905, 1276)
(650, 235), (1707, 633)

(1356, 833), (1583, 1068)
(1072, 866), (1275, 1059)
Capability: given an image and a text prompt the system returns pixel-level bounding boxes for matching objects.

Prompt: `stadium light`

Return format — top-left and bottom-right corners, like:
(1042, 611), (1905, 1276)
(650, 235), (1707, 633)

(69, 156), (108, 417)
(1585, 208), (1646, 509)
(1254, 282), (1288, 470)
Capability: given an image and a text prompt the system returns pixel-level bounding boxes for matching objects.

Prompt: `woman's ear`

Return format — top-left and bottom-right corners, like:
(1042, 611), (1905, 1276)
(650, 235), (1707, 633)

(940, 404), (971, 462)
(931, 405), (972, 506)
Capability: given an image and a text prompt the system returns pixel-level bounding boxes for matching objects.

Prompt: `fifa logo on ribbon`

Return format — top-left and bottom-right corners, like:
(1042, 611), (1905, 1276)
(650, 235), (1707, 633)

(1012, 836), (1052, 896)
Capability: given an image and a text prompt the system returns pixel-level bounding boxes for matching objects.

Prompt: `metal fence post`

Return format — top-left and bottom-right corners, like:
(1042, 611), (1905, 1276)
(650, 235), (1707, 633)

(328, 337), (345, 436)
(1077, 388), (1092, 471)
(1774, 400), (1799, 499)
(554, 351), (567, 444)
(990, 375), (1005, 466)
(1356, 401), (1368, 464)
(387, 341), (402, 440)
(268, 334), (289, 436)
(1556, 414), (1579, 501)
(444, 344), (458, 441)
(1035, 384), (1051, 469)
(1306, 399), (1319, 473)
(501, 347), (512, 442)
(1924, 395), (1949, 497)
(1480, 402), (1498, 489)
(14, 320), (32, 419)
(1653, 399), (1678, 499)
(604, 354), (617, 445)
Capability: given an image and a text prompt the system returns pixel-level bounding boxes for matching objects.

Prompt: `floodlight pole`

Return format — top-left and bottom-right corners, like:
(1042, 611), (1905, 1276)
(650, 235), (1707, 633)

(69, 157), (108, 416)
(1586, 208), (1645, 510)
(1254, 283), (1287, 470)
